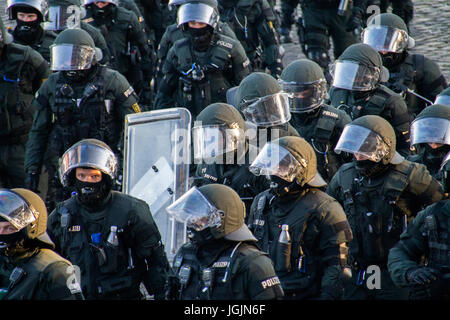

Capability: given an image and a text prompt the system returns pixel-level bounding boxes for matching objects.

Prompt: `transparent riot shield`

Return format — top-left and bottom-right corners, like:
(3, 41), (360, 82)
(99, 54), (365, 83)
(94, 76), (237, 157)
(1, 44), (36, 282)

(123, 108), (191, 262)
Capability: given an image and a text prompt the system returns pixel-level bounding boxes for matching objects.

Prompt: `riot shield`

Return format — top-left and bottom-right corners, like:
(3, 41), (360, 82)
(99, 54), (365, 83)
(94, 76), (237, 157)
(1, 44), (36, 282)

(123, 108), (191, 262)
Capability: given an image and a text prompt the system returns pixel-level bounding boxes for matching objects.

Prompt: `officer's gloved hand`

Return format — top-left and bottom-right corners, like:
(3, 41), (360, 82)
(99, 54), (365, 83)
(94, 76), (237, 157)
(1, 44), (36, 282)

(406, 267), (439, 285)
(25, 171), (40, 192)
(165, 275), (181, 300)
(269, 61), (283, 80)
(345, 7), (363, 33)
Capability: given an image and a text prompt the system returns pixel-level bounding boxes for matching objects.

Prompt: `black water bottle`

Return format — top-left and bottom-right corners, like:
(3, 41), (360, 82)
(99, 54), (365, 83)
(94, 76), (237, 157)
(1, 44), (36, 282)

(275, 224), (292, 272)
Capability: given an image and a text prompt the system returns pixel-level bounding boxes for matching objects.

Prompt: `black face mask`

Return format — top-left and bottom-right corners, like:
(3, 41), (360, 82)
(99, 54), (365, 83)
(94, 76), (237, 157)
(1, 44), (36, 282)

(0, 231), (26, 255)
(381, 52), (405, 69)
(424, 144), (450, 167)
(187, 227), (215, 245)
(355, 159), (389, 178)
(269, 175), (300, 197)
(90, 4), (116, 23)
(14, 19), (41, 43)
(74, 178), (111, 209)
(63, 69), (92, 83)
(188, 26), (214, 52)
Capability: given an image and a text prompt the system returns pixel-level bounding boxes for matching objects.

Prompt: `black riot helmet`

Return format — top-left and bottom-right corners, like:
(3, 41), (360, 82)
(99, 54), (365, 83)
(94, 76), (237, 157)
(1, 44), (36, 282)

(50, 27), (102, 71)
(280, 59), (328, 113)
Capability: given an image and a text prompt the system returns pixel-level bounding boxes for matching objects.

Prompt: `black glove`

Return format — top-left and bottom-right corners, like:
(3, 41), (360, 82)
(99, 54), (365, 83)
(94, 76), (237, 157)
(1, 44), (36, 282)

(25, 171), (40, 192)
(406, 267), (439, 285)
(165, 275), (181, 300)
(346, 8), (363, 32)
(269, 61), (283, 79)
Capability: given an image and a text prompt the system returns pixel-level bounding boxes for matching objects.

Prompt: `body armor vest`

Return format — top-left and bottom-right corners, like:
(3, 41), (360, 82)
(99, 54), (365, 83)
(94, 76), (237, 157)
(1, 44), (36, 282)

(0, 44), (35, 144)
(173, 35), (235, 116)
(172, 241), (265, 300)
(48, 67), (117, 158)
(248, 189), (331, 297)
(54, 192), (146, 299)
(338, 162), (415, 267)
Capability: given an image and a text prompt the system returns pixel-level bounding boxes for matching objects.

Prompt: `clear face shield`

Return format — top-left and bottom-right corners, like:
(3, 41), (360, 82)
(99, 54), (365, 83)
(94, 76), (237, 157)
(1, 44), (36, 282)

(192, 124), (244, 162)
(0, 189), (38, 231)
(240, 92), (291, 127)
(279, 79), (327, 113)
(50, 44), (96, 71)
(177, 2), (218, 28)
(59, 142), (118, 187)
(44, 5), (81, 31)
(435, 95), (450, 107)
(410, 117), (450, 146)
(335, 125), (390, 162)
(331, 61), (381, 91)
(165, 187), (222, 232)
(249, 143), (306, 183)
(362, 25), (409, 53)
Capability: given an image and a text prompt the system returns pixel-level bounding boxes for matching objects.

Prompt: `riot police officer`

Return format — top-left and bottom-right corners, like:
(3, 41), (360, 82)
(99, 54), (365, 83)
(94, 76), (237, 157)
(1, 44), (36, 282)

(408, 104), (450, 188)
(6, 0), (57, 62)
(45, 0), (111, 65)
(0, 15), (50, 189)
(328, 43), (411, 157)
(234, 72), (300, 157)
(280, 59), (352, 182)
(24, 28), (140, 211)
(0, 188), (83, 300)
(192, 102), (270, 216)
(154, 0), (250, 118)
(166, 184), (284, 300)
(435, 87), (450, 107)
(247, 136), (353, 299)
(83, 0), (154, 106)
(326, 115), (444, 299)
(155, 0), (237, 92)
(47, 139), (170, 299)
(361, 13), (447, 117)
(217, 0), (283, 78)
(388, 152), (450, 300)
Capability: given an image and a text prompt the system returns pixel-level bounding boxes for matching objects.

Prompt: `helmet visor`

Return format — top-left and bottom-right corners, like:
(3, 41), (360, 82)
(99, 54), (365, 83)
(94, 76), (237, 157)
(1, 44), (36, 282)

(331, 61), (381, 91)
(435, 95), (450, 107)
(362, 25), (409, 53)
(166, 186), (222, 231)
(440, 151), (450, 172)
(177, 3), (218, 28)
(192, 124), (243, 161)
(410, 117), (450, 146)
(44, 5), (81, 31)
(241, 92), (291, 127)
(59, 142), (118, 186)
(50, 44), (95, 71)
(335, 125), (390, 162)
(280, 79), (327, 113)
(0, 189), (38, 231)
(249, 143), (304, 182)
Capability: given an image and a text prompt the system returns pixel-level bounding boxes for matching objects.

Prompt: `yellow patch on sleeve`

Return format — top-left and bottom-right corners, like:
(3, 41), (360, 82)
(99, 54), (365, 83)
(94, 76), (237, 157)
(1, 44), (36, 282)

(132, 103), (141, 113)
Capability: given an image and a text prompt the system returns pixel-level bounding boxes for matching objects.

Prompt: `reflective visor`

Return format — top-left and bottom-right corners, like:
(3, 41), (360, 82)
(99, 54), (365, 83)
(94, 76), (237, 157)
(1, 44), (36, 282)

(59, 142), (118, 186)
(435, 95), (450, 107)
(334, 125), (390, 162)
(50, 44), (95, 71)
(440, 151), (450, 172)
(192, 124), (243, 161)
(331, 61), (381, 91)
(241, 92), (291, 127)
(279, 80), (327, 112)
(249, 143), (305, 182)
(177, 3), (217, 27)
(362, 25), (409, 53)
(166, 187), (222, 231)
(410, 117), (450, 146)
(44, 5), (81, 31)
(0, 189), (38, 231)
